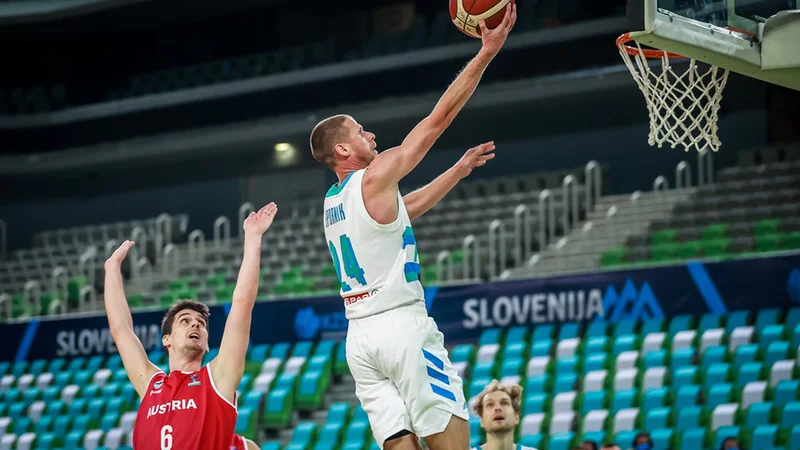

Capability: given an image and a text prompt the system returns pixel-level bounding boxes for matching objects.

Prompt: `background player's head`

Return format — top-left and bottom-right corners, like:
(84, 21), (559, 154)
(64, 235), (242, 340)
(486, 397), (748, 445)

(632, 432), (653, 450)
(720, 437), (739, 449)
(310, 114), (377, 172)
(473, 379), (522, 434)
(161, 299), (211, 358)
(600, 444), (621, 450)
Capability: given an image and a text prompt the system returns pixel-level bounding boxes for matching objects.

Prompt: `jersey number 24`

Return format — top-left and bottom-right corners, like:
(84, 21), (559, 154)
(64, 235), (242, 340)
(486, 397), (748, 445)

(328, 234), (366, 292)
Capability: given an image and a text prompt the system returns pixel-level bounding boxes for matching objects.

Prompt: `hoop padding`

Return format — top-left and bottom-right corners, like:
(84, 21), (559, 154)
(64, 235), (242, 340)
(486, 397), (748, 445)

(617, 33), (730, 153)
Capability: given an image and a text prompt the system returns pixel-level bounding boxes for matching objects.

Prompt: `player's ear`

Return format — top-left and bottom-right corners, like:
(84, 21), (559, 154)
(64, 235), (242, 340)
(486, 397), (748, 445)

(333, 143), (349, 157)
(162, 334), (170, 349)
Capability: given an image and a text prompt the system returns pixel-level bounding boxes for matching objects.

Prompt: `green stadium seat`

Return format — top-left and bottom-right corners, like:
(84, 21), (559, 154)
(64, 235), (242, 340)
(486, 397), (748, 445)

(451, 344), (474, 363)
(641, 318), (664, 336)
(532, 324), (554, 340)
(53, 416), (71, 436)
(673, 366), (699, 390)
(727, 311), (751, 334)
(734, 344), (758, 369)
(586, 321), (607, 338)
(292, 341), (314, 358)
(524, 392), (548, 414)
(744, 402), (772, 430)
(581, 390), (606, 415)
(236, 407), (258, 440)
(705, 363), (731, 389)
(644, 407), (670, 429)
(473, 361), (495, 379)
(759, 325), (784, 351)
(751, 424), (779, 449)
(263, 388), (293, 427)
(249, 344), (270, 362)
(702, 346), (728, 371)
(269, 343), (290, 360)
(670, 348), (695, 371)
(676, 385), (700, 408)
(601, 247), (626, 267)
(773, 380), (799, 408)
(554, 373), (577, 394)
(479, 328), (502, 346)
(612, 335), (637, 357)
(781, 402), (800, 429)
(703, 238), (732, 258)
(344, 419), (369, 446)
(583, 353), (608, 373)
(651, 228), (677, 245)
(503, 342), (526, 360)
(713, 425), (740, 448)
(651, 428), (674, 449)
(643, 349), (666, 370)
(547, 432), (575, 450)
(698, 313), (724, 334)
(642, 387), (668, 414)
(531, 339), (553, 357)
(499, 358), (523, 378)
(506, 326), (528, 343)
(765, 341), (789, 367)
(678, 427), (705, 450)
(520, 434), (543, 449)
(652, 243), (679, 262)
(290, 421), (317, 448)
(611, 389), (635, 414)
(296, 369), (327, 409)
(334, 341), (348, 375)
(558, 323), (579, 340)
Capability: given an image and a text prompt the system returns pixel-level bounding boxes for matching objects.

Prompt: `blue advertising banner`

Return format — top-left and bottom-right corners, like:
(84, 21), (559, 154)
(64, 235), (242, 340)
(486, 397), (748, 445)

(3, 254), (799, 361)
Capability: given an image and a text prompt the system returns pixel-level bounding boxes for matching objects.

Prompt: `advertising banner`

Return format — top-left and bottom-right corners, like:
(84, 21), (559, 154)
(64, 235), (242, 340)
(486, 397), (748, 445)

(4, 255), (799, 361)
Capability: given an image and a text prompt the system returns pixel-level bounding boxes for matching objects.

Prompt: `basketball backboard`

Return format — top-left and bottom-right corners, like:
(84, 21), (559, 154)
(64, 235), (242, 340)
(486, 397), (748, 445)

(625, 0), (800, 90)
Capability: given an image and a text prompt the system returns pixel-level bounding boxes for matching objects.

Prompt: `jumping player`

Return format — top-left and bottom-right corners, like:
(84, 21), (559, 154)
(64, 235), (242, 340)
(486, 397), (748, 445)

(472, 380), (537, 450)
(309, 4), (516, 449)
(230, 434), (260, 450)
(103, 203), (277, 450)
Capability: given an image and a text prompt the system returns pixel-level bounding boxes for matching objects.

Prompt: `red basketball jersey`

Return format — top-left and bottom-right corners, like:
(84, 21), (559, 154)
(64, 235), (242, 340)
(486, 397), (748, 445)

(230, 434), (247, 450)
(133, 365), (237, 450)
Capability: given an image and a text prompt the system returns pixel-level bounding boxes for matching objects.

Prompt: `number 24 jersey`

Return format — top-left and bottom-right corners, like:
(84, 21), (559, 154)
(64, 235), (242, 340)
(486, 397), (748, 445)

(133, 365), (237, 450)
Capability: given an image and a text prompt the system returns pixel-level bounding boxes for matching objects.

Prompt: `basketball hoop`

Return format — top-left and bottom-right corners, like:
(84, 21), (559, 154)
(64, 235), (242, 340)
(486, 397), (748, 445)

(617, 33), (729, 153)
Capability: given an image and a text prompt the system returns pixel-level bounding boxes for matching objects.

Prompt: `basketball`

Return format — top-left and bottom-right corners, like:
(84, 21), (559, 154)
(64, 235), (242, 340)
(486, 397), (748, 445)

(450, 0), (511, 39)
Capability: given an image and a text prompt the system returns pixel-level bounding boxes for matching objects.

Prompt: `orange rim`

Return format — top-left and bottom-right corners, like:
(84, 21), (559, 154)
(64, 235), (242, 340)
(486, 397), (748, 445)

(617, 32), (684, 59)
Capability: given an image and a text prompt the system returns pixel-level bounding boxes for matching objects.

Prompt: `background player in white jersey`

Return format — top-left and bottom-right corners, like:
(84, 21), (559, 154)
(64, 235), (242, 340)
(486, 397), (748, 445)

(472, 380), (537, 450)
(308, 4), (516, 450)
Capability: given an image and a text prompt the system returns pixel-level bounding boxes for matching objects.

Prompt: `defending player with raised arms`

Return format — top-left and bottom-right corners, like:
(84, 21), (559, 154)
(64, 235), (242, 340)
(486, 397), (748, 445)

(103, 203), (277, 450)
(309, 4), (515, 450)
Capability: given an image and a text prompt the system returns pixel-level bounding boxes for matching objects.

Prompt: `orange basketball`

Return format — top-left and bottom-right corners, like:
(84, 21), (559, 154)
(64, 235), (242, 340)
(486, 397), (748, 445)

(449, 0), (512, 39)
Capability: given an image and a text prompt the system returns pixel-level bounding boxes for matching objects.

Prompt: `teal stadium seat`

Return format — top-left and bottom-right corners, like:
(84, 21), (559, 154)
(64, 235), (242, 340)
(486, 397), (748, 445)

(737, 362), (762, 388)
(531, 338), (553, 357)
(733, 344), (758, 369)
(503, 341), (526, 360)
(547, 432), (575, 450)
(269, 343), (290, 360)
(644, 407), (670, 429)
(726, 310), (750, 334)
(586, 321), (607, 338)
(702, 346), (727, 371)
(755, 308), (781, 334)
(669, 314), (694, 338)
(523, 392), (548, 414)
(679, 428), (705, 450)
(290, 421), (317, 448)
(584, 336), (607, 354)
(558, 323), (579, 340)
(651, 428), (673, 449)
(713, 425), (740, 448)
(759, 325), (785, 350)
(479, 328), (502, 346)
(451, 344), (474, 363)
(751, 424), (779, 449)
(506, 326), (528, 343)
(327, 402), (350, 426)
(249, 344), (270, 362)
(698, 313), (723, 334)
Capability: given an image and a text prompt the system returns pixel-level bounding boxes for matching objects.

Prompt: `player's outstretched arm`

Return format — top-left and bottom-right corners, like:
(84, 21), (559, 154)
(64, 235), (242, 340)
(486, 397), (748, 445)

(404, 142), (496, 220)
(210, 203), (277, 404)
(364, 3), (516, 192)
(104, 240), (161, 398)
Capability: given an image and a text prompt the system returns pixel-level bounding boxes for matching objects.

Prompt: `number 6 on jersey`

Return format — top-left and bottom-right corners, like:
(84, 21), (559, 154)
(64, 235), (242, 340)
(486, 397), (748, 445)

(161, 425), (173, 450)
(328, 234), (367, 292)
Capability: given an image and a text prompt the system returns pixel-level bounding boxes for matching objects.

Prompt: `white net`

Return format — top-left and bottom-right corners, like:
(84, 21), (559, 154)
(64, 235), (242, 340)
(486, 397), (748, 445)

(618, 38), (730, 153)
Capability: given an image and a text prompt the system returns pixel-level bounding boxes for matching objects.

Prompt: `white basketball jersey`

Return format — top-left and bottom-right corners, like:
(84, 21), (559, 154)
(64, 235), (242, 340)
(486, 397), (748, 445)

(322, 169), (425, 320)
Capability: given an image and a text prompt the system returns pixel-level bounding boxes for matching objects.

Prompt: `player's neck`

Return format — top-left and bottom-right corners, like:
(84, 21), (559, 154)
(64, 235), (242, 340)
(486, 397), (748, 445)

(484, 431), (516, 450)
(334, 168), (356, 185)
(168, 354), (204, 374)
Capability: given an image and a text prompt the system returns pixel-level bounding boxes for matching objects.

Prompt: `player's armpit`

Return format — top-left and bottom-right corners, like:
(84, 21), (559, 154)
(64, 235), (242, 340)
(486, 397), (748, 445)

(245, 438), (261, 450)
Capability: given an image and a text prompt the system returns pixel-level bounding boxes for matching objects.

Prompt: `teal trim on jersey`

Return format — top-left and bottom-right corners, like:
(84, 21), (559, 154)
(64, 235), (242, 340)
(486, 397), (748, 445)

(325, 171), (356, 198)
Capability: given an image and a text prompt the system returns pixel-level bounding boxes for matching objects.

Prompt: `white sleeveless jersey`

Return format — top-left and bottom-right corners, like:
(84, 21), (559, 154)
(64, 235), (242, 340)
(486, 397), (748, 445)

(322, 169), (425, 320)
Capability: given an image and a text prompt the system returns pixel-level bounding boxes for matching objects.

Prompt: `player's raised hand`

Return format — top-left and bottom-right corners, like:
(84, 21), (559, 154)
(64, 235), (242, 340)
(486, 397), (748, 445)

(105, 240), (135, 269)
(479, 0), (517, 56)
(243, 202), (278, 237)
(455, 141), (496, 179)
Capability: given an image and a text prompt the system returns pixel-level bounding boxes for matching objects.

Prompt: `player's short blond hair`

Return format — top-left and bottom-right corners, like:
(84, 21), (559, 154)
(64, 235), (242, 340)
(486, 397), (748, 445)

(472, 379), (523, 417)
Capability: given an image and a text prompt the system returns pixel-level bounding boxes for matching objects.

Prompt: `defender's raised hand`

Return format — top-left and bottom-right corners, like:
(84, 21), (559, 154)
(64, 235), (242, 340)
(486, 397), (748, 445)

(479, 0), (517, 56)
(243, 202), (278, 237)
(105, 240), (135, 269)
(455, 141), (497, 179)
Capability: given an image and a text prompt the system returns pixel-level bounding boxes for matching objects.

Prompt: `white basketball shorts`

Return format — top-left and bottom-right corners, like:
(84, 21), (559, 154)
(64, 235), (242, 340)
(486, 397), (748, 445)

(345, 302), (469, 448)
